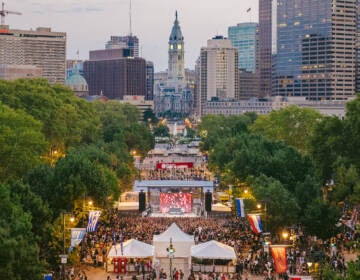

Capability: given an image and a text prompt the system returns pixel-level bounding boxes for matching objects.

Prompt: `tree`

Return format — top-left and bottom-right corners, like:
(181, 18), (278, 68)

(309, 116), (346, 182)
(0, 183), (43, 279)
(0, 102), (47, 181)
(248, 175), (299, 232)
(250, 105), (323, 153)
(153, 124), (170, 137)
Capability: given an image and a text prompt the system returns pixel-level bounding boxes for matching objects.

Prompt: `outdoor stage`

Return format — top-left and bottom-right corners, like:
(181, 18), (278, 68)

(133, 180), (214, 217)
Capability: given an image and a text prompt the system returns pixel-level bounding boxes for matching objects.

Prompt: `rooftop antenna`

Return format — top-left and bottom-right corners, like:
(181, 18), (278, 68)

(129, 0), (133, 36)
(1, 2), (22, 25)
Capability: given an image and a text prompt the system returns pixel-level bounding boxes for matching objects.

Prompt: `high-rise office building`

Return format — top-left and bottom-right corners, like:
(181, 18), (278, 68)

(167, 11), (185, 90)
(273, 0), (359, 100)
(105, 35), (139, 58)
(0, 26), (66, 84)
(199, 36), (239, 115)
(146, 61), (154, 100)
(83, 49), (146, 99)
(228, 22), (258, 72)
(258, 0), (273, 98)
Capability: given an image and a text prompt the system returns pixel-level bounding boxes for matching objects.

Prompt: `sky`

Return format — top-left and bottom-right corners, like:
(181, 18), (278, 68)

(8, 0), (258, 72)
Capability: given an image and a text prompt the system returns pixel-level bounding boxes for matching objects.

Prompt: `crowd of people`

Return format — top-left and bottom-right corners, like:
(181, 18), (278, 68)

(77, 212), (359, 280)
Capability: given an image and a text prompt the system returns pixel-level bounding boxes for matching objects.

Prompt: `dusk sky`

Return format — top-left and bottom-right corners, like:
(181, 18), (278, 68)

(9, 0), (258, 71)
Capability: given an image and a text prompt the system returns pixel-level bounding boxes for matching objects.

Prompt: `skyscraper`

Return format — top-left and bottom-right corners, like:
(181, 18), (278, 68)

(273, 0), (358, 100)
(258, 0), (273, 98)
(83, 49), (146, 99)
(105, 35), (139, 58)
(199, 36), (239, 115)
(228, 22), (258, 72)
(0, 26), (66, 84)
(167, 11), (185, 90)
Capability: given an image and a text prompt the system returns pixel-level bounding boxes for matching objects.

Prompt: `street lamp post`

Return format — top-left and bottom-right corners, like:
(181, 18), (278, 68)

(167, 238), (175, 279)
(61, 211), (74, 280)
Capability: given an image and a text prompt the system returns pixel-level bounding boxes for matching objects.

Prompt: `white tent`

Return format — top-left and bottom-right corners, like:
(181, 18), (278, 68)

(153, 223), (194, 280)
(153, 222), (194, 258)
(107, 238), (154, 258)
(212, 203), (232, 212)
(191, 240), (237, 260)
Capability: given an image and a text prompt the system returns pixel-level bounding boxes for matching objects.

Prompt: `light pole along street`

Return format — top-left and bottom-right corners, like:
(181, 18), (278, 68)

(167, 238), (175, 279)
(60, 211), (75, 280)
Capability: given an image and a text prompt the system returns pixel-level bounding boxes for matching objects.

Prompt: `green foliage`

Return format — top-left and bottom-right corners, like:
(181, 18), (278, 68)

(0, 183), (43, 279)
(309, 116), (346, 181)
(199, 114), (253, 152)
(0, 79), (101, 156)
(248, 175), (299, 232)
(153, 124), (170, 137)
(250, 105), (323, 153)
(0, 103), (47, 181)
(302, 198), (340, 239)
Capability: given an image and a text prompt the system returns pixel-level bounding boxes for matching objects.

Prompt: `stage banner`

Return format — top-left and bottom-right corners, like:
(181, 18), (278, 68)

(247, 214), (263, 234)
(70, 228), (86, 247)
(86, 210), (101, 232)
(236, 198), (245, 217)
(270, 245), (287, 273)
(156, 162), (193, 170)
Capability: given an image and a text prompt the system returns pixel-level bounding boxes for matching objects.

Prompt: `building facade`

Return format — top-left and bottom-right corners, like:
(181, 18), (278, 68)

(228, 22), (258, 72)
(199, 36), (239, 116)
(167, 11), (186, 90)
(84, 57), (146, 99)
(258, 0), (273, 98)
(273, 0), (359, 100)
(146, 61), (154, 100)
(105, 35), (139, 58)
(0, 26), (66, 84)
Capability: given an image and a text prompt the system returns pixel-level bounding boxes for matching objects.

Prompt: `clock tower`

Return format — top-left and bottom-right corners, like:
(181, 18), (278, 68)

(168, 11), (185, 90)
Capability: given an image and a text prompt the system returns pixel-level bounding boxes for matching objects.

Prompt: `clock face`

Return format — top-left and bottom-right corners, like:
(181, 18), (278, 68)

(170, 44), (174, 50)
(177, 44), (182, 50)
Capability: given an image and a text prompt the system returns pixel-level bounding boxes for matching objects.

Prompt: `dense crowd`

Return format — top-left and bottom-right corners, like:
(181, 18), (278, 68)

(78, 213), (357, 280)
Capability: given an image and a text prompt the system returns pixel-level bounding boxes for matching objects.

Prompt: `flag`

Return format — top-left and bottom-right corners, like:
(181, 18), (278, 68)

(236, 198), (245, 218)
(247, 214), (263, 234)
(70, 228), (86, 247)
(270, 245), (287, 273)
(345, 207), (358, 230)
(246, 8), (251, 12)
(86, 210), (101, 232)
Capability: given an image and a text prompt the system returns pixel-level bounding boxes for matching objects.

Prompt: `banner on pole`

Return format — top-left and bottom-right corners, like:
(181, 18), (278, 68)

(247, 214), (263, 234)
(270, 245), (287, 273)
(236, 198), (245, 217)
(70, 228), (86, 247)
(86, 210), (101, 232)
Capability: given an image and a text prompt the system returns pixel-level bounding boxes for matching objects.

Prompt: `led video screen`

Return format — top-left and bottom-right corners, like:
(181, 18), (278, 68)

(159, 193), (192, 213)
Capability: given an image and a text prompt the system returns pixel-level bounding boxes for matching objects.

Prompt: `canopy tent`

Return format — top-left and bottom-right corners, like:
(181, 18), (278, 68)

(191, 240), (237, 260)
(153, 222), (194, 258)
(211, 203), (231, 212)
(107, 238), (154, 258)
(153, 223), (194, 280)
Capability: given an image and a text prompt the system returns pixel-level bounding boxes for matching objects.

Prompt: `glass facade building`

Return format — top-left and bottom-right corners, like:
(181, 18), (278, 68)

(273, 0), (358, 100)
(228, 23), (258, 72)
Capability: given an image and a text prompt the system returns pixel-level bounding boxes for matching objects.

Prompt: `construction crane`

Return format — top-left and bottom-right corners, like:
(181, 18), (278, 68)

(1, 2), (22, 25)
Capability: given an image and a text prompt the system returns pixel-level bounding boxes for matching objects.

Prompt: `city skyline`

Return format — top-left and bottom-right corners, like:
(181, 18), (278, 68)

(8, 0), (258, 72)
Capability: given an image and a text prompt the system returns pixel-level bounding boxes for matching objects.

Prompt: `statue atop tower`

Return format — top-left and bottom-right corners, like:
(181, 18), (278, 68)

(167, 11), (185, 91)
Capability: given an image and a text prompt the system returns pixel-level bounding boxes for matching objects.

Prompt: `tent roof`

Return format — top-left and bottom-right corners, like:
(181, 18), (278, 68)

(107, 239), (154, 258)
(212, 203), (231, 212)
(153, 222), (194, 242)
(191, 240), (237, 260)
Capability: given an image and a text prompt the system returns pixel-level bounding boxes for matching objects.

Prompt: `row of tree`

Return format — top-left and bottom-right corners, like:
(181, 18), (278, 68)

(0, 79), (154, 279)
(198, 98), (360, 239)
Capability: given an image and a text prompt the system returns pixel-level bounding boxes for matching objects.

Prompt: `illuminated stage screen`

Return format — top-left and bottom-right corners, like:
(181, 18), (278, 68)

(159, 193), (192, 213)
